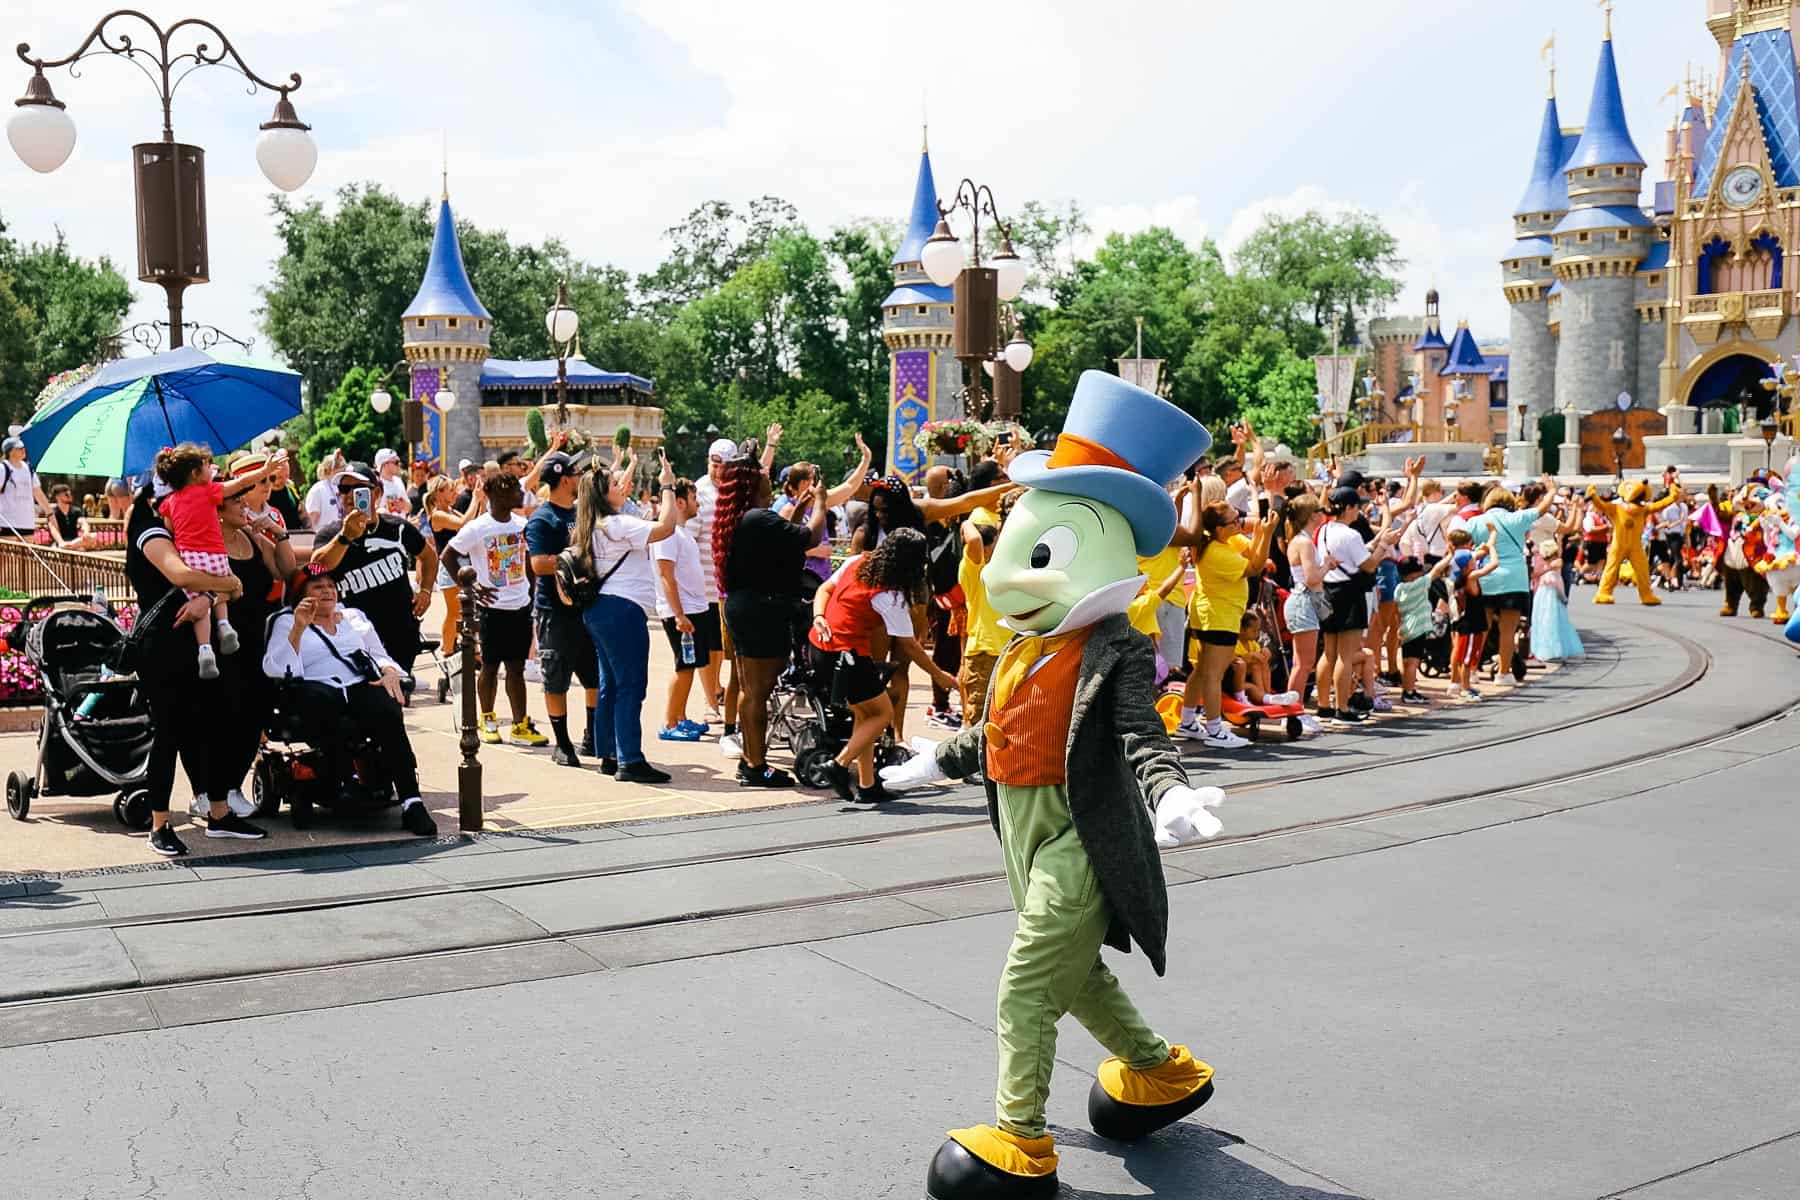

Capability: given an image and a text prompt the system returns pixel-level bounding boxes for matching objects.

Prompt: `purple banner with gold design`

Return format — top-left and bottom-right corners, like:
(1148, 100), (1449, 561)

(890, 348), (931, 481)
(412, 366), (446, 471)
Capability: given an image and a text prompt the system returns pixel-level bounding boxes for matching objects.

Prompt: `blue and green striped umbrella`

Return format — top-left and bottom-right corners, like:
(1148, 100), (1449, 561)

(21, 347), (302, 477)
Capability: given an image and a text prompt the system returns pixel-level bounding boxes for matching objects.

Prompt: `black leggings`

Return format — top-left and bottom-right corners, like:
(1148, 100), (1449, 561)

(142, 674), (245, 813)
(289, 682), (420, 799)
(927, 601), (960, 709)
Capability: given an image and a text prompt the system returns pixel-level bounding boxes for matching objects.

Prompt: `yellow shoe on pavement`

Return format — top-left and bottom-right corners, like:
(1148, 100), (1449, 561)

(511, 719), (549, 747)
(479, 713), (502, 744)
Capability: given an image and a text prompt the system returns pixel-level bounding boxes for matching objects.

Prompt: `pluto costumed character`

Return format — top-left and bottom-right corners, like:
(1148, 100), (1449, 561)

(882, 371), (1224, 1200)
(1585, 479), (1683, 605)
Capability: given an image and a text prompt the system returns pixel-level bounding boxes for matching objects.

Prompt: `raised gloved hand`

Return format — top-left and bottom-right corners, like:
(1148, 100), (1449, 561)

(1153, 785), (1225, 848)
(879, 737), (946, 791)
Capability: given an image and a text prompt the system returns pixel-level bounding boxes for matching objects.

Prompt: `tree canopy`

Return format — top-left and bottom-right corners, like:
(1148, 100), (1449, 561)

(0, 215), (133, 428)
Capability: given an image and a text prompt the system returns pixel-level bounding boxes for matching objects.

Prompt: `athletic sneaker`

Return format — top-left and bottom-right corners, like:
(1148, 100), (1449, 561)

(599, 757), (618, 776)
(719, 733), (743, 757)
(677, 718), (709, 736)
(1174, 718), (1207, 741)
(523, 658), (543, 683)
(188, 793), (211, 818)
(617, 761), (673, 784)
(399, 799), (438, 836)
(1297, 713), (1324, 736)
(1315, 706), (1338, 721)
(1378, 670), (1402, 687)
(658, 724), (704, 743)
(551, 745), (582, 768)
(1444, 687), (1468, 702)
(1463, 687), (1483, 702)
(1334, 707), (1368, 724)
(225, 788), (255, 818)
(217, 622), (240, 655)
(1264, 690), (1300, 706)
(736, 762), (794, 789)
(1400, 690), (1430, 706)
(925, 708), (962, 731)
(510, 719), (549, 747)
(148, 825), (188, 857)
(205, 813), (266, 840)
(1371, 696), (1393, 713)
(820, 759), (854, 801)
(479, 713), (502, 744)
(1346, 693), (1374, 714)
(852, 781), (893, 805)
(196, 645), (219, 680)
(1202, 724), (1248, 749)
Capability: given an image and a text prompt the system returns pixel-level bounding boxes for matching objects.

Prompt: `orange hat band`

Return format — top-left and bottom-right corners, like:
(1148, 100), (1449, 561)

(1047, 432), (1137, 473)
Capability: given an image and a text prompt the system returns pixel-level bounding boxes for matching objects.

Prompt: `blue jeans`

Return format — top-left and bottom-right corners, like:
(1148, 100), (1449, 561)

(582, 593), (650, 765)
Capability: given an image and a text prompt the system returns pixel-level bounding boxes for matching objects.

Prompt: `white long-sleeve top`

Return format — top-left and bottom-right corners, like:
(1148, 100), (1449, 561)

(262, 606), (398, 690)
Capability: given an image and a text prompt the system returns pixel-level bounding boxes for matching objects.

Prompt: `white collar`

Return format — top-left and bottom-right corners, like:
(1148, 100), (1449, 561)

(1001, 574), (1145, 638)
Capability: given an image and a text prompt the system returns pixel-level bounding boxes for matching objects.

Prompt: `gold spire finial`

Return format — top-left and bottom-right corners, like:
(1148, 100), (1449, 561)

(1597, 0), (1612, 41)
(440, 130), (448, 201)
(1541, 33), (1556, 97)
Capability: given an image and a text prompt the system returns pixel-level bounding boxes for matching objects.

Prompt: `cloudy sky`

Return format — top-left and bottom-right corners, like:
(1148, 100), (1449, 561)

(2, 0), (1706, 365)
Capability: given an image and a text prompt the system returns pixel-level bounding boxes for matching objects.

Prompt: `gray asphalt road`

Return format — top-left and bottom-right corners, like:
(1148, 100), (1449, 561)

(2, 598), (1798, 1199)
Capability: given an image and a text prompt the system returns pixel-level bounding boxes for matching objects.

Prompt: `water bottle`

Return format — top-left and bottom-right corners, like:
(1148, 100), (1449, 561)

(680, 628), (697, 666)
(75, 666), (113, 719)
(91, 583), (106, 615)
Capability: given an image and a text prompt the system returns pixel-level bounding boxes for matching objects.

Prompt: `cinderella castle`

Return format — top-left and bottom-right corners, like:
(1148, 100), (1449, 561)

(1359, 1), (1800, 480)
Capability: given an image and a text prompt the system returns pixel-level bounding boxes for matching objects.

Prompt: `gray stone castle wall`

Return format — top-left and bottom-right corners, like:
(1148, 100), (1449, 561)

(1553, 275), (1639, 412)
(1507, 298), (1556, 418)
(404, 314), (490, 471)
(1636, 315), (1666, 413)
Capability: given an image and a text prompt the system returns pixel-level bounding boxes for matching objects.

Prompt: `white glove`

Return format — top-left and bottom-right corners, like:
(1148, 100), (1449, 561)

(1154, 785), (1225, 848)
(879, 737), (946, 791)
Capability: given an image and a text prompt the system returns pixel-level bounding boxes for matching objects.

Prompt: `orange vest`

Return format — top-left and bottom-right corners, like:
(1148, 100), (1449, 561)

(984, 630), (1091, 786)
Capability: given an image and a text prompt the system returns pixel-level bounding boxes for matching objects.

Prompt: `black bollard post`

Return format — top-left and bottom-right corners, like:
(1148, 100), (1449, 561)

(457, 565), (483, 832)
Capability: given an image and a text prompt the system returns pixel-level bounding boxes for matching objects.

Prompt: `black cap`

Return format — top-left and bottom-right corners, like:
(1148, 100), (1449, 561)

(539, 451), (579, 488)
(333, 462), (376, 489)
(1335, 469), (1367, 492)
(1328, 485), (1363, 509)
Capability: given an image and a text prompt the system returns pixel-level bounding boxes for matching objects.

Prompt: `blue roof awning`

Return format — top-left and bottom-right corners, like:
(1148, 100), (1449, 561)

(1637, 241), (1671, 272)
(480, 359), (654, 392)
(1553, 204), (1655, 235)
(1502, 237), (1555, 261)
(881, 284), (952, 308)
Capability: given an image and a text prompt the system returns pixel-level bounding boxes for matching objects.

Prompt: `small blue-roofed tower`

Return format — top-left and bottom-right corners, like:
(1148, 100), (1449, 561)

(1552, 17), (1651, 414)
(402, 182), (491, 471)
(1502, 70), (1571, 423)
(881, 130), (962, 481)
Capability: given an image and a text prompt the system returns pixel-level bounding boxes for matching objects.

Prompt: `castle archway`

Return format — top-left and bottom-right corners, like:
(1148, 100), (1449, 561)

(1677, 340), (1777, 417)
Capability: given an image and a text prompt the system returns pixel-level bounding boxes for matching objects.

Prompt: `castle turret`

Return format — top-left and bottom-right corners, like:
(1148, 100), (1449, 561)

(1551, 22), (1651, 414)
(1502, 77), (1569, 423)
(880, 131), (963, 481)
(402, 185), (491, 471)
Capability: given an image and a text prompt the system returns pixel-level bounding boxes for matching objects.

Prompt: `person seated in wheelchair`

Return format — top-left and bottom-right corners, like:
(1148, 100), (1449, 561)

(262, 563), (437, 836)
(807, 527), (960, 805)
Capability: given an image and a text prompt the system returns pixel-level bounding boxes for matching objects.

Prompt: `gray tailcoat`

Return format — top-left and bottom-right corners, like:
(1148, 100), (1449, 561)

(934, 613), (1189, 975)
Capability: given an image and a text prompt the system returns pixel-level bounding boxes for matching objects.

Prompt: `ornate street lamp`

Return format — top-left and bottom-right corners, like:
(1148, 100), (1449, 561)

(920, 178), (1032, 419)
(1611, 424), (1628, 479)
(9, 13), (315, 347)
(369, 359), (427, 470)
(1516, 402), (1530, 444)
(544, 280), (580, 428)
(1760, 417), (1779, 473)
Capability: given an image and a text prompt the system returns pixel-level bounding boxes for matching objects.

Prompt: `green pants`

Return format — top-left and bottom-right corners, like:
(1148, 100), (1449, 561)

(994, 782), (1169, 1138)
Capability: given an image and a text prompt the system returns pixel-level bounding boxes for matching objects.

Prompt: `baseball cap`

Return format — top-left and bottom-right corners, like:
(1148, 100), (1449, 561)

(374, 448), (399, 467)
(1328, 485), (1363, 509)
(1, 437), (22, 454)
(539, 451), (579, 488)
(1335, 469), (1367, 492)
(457, 458), (477, 474)
(707, 438), (737, 461)
(333, 462), (376, 490)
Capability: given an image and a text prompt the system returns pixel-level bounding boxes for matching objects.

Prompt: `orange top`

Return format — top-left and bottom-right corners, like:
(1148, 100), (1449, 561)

(984, 629), (1092, 786)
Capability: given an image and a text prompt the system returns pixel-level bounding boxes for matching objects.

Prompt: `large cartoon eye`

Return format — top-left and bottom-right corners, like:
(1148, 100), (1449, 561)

(1029, 525), (1078, 570)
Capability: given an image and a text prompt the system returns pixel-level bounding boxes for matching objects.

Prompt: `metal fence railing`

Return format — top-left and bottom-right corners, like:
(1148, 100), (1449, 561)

(0, 539), (135, 600)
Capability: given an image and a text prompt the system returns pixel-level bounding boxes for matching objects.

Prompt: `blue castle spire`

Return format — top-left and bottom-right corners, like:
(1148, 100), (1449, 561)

(1515, 95), (1572, 216)
(404, 194), (491, 320)
(1439, 322), (1494, 376)
(892, 130), (942, 267)
(1565, 33), (1644, 170)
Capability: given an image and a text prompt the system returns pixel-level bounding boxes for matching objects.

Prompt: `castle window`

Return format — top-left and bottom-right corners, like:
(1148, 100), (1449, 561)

(1649, 274), (1663, 287)
(1613, 167), (1626, 177)
(416, 319), (426, 330)
(1578, 232), (1591, 243)
(1585, 168), (1598, 179)
(1542, 258), (1552, 267)
(447, 318), (458, 329)
(917, 306), (928, 315)
(1619, 231), (1635, 242)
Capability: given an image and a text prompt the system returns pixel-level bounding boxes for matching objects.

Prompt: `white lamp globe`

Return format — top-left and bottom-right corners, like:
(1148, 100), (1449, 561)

(981, 358), (994, 377)
(920, 218), (963, 288)
(7, 101), (76, 174)
(255, 125), (317, 192)
(992, 244), (1025, 302)
(434, 386), (456, 413)
(546, 303), (579, 346)
(1004, 334), (1033, 373)
(369, 387), (392, 414)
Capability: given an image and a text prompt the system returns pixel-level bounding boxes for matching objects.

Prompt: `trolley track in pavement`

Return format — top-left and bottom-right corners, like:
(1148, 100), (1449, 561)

(5, 613), (1785, 1023)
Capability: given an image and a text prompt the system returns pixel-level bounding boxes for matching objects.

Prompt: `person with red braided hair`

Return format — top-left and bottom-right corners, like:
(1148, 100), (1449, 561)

(715, 443), (828, 787)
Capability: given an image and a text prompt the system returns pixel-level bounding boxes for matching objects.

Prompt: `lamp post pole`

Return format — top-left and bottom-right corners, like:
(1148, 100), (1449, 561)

(369, 359), (424, 480)
(9, 12), (318, 346)
(1611, 426), (1628, 480)
(545, 280), (580, 430)
(919, 179), (1031, 422)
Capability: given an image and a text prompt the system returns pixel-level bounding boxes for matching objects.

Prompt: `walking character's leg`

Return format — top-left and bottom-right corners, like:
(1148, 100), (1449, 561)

(1070, 957), (1214, 1140)
(1747, 567), (1770, 619)
(1594, 547), (1623, 604)
(1722, 566), (1743, 616)
(1628, 546), (1660, 605)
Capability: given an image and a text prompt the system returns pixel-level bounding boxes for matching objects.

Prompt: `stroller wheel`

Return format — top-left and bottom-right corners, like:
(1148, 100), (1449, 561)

(252, 757), (282, 818)
(794, 747), (839, 790)
(6, 771), (27, 821)
(115, 790), (152, 831)
(1285, 715), (1304, 742)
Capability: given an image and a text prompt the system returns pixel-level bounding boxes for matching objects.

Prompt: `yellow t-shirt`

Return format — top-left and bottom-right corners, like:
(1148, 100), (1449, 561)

(1235, 636), (1260, 660)
(961, 507), (1009, 657)
(1190, 533), (1252, 633)
(1129, 546), (1184, 636)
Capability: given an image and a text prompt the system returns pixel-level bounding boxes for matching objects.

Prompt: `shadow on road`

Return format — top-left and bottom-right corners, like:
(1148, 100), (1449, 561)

(1051, 1122), (1368, 1199)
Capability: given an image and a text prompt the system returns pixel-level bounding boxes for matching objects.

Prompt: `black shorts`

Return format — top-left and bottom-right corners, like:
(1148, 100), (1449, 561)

(1486, 590), (1530, 614)
(807, 644), (887, 705)
(1401, 635), (1430, 660)
(1194, 628), (1238, 647)
(1651, 534), (1685, 566)
(662, 605), (722, 671)
(478, 605), (534, 664)
(534, 606), (598, 693)
(1583, 540), (1609, 566)
(724, 591), (799, 660)
(1319, 579), (1369, 633)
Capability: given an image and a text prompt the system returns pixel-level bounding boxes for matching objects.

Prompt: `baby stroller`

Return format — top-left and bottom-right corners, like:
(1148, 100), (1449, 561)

(250, 612), (402, 829)
(765, 601), (913, 791)
(4, 595), (154, 828)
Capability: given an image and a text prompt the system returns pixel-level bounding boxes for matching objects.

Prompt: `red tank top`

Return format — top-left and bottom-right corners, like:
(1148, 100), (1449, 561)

(810, 558), (891, 657)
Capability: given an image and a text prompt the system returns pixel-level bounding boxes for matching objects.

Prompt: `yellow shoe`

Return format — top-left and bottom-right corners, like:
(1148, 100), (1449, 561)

(928, 1126), (1058, 1197)
(1774, 606), (1791, 624)
(1088, 1045), (1215, 1141)
(511, 719), (549, 747)
(478, 713), (502, 744)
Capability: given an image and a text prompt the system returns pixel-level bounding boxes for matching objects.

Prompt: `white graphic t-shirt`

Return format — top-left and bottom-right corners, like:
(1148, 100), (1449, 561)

(448, 510), (532, 610)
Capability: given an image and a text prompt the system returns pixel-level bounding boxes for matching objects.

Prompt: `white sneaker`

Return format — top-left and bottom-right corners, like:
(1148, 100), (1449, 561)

(225, 788), (255, 818)
(1445, 687), (1466, 702)
(719, 733), (743, 757)
(1174, 718), (1206, 741)
(1297, 713), (1324, 737)
(1202, 725), (1249, 749)
(216, 622), (239, 655)
(1265, 690), (1300, 706)
(188, 793), (210, 818)
(524, 658), (543, 683)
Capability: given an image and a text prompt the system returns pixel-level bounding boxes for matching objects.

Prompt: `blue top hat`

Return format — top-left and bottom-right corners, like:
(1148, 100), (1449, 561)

(1009, 370), (1212, 555)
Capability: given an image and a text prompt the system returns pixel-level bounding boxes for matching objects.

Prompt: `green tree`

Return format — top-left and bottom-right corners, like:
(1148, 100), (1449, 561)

(826, 220), (899, 445)
(1232, 210), (1403, 334)
(0, 215), (133, 426)
(299, 366), (400, 477)
(1233, 348), (1320, 451)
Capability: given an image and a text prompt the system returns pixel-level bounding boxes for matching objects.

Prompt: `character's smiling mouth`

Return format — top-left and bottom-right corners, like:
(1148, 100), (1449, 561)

(1009, 602), (1051, 622)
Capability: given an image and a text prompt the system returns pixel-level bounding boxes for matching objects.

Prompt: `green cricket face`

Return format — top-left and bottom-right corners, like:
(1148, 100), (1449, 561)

(984, 489), (1140, 633)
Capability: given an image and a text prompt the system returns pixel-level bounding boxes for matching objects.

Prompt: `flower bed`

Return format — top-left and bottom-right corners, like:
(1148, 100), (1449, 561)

(912, 420), (1036, 459)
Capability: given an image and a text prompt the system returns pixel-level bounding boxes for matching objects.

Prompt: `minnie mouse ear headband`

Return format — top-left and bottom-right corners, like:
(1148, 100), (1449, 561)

(288, 561), (338, 602)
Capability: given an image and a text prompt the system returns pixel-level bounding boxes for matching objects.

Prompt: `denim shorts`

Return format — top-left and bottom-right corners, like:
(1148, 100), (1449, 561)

(1376, 558), (1401, 603)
